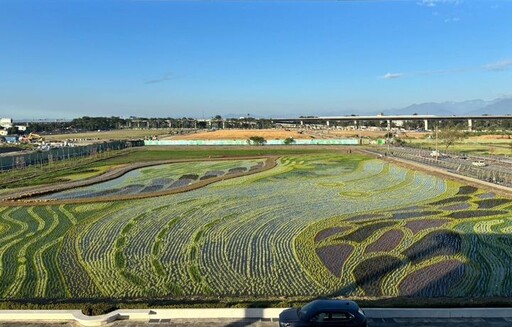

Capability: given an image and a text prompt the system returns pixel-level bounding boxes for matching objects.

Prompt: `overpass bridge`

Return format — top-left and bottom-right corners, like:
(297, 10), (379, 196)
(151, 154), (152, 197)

(271, 114), (511, 131)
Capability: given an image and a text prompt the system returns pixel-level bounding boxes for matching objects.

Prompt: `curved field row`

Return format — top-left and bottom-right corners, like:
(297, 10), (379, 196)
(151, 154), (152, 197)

(41, 159), (266, 201)
(0, 153), (511, 300)
(296, 182), (512, 297)
(3, 157), (276, 206)
(0, 206), (75, 298)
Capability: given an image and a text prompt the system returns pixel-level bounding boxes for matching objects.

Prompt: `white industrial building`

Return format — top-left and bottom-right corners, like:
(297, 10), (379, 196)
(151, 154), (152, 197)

(0, 118), (13, 129)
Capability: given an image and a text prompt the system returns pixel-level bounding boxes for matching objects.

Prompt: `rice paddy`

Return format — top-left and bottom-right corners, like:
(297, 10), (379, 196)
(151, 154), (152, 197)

(0, 153), (510, 300)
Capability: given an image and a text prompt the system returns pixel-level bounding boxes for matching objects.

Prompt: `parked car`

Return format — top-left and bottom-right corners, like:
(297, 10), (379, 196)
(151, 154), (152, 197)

(472, 160), (487, 167)
(279, 299), (367, 327)
(430, 150), (449, 159)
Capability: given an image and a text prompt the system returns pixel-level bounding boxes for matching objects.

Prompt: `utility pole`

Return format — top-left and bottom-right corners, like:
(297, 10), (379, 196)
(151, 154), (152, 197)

(387, 133), (390, 155)
(435, 124), (439, 161)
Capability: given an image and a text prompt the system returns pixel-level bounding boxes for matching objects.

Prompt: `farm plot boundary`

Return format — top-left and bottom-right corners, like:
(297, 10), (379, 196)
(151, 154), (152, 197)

(0, 156), (278, 206)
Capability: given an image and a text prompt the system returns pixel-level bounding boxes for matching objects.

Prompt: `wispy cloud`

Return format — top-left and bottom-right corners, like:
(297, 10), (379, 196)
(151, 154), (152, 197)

(444, 17), (460, 23)
(379, 58), (512, 80)
(484, 60), (512, 72)
(378, 69), (463, 80)
(145, 73), (173, 84)
(380, 72), (405, 80)
(417, 0), (463, 7)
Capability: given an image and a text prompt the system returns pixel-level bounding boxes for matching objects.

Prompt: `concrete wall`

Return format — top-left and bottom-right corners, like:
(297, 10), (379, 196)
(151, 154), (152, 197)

(4, 307), (512, 326)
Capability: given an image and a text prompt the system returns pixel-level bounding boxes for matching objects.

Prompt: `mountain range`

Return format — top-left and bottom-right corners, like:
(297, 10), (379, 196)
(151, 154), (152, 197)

(384, 97), (512, 116)
(260, 97), (512, 119)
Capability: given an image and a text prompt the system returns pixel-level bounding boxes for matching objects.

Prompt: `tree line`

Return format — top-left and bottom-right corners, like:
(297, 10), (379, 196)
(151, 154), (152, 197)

(18, 116), (273, 134)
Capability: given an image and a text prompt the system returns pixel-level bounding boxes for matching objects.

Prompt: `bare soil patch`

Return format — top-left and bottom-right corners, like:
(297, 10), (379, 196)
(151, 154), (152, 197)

(475, 134), (512, 140)
(163, 128), (407, 140)
(164, 129), (308, 140)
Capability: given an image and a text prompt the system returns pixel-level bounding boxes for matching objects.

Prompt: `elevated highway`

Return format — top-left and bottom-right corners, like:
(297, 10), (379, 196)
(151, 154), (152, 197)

(271, 114), (512, 131)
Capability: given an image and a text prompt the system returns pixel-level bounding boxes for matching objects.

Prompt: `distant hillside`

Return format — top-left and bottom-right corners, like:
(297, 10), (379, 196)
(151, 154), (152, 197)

(375, 98), (512, 116)
(388, 99), (493, 116)
(266, 97), (511, 118)
(470, 98), (512, 115)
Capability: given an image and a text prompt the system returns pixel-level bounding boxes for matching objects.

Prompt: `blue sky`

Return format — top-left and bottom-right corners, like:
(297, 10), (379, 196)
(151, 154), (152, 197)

(1, 0), (511, 119)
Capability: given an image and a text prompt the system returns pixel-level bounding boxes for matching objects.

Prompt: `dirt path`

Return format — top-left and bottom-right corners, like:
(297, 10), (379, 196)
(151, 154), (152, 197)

(0, 156), (279, 206)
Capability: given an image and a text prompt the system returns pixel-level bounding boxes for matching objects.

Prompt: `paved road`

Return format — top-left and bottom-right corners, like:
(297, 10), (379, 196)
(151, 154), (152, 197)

(1, 317), (512, 326)
(107, 317), (512, 326)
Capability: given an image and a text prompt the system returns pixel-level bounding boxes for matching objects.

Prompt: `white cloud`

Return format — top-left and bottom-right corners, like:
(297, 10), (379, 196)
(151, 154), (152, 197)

(379, 58), (512, 81)
(417, 0), (463, 7)
(484, 60), (512, 72)
(444, 17), (460, 23)
(380, 73), (405, 80)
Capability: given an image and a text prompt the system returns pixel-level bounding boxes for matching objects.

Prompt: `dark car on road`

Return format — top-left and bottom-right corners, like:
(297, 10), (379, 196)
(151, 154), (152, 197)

(279, 299), (367, 327)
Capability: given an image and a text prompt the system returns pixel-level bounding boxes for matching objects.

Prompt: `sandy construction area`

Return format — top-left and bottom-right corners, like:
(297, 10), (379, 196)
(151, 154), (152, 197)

(164, 128), (395, 140)
(164, 129), (308, 140)
(44, 128), (507, 143)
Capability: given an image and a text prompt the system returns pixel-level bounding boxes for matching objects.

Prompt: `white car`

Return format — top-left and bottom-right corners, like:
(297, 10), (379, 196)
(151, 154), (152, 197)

(472, 160), (487, 167)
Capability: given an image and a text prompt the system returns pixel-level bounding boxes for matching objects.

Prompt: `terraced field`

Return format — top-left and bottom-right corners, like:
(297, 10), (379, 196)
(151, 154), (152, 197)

(0, 153), (510, 300)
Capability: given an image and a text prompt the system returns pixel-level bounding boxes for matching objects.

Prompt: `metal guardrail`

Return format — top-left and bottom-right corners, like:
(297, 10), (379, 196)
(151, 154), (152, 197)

(367, 146), (512, 188)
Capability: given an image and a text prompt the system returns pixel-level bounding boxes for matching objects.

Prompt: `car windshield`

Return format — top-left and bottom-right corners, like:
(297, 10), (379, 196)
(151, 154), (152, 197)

(332, 312), (353, 320)
(298, 301), (316, 319)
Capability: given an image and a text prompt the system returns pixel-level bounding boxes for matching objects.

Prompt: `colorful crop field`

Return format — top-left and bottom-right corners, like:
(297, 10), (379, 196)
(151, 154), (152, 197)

(40, 159), (266, 200)
(0, 153), (511, 300)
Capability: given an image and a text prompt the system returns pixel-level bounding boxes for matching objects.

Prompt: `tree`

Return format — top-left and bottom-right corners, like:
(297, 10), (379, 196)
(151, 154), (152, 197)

(384, 132), (394, 139)
(438, 126), (466, 150)
(393, 138), (406, 146)
(283, 137), (296, 145)
(6, 126), (18, 135)
(247, 136), (267, 146)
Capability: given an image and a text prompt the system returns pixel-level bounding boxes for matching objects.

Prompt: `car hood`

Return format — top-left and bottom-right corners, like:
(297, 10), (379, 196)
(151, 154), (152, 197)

(279, 308), (300, 323)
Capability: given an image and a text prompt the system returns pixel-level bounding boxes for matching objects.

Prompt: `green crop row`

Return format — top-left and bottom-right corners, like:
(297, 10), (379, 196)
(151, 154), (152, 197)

(0, 153), (510, 300)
